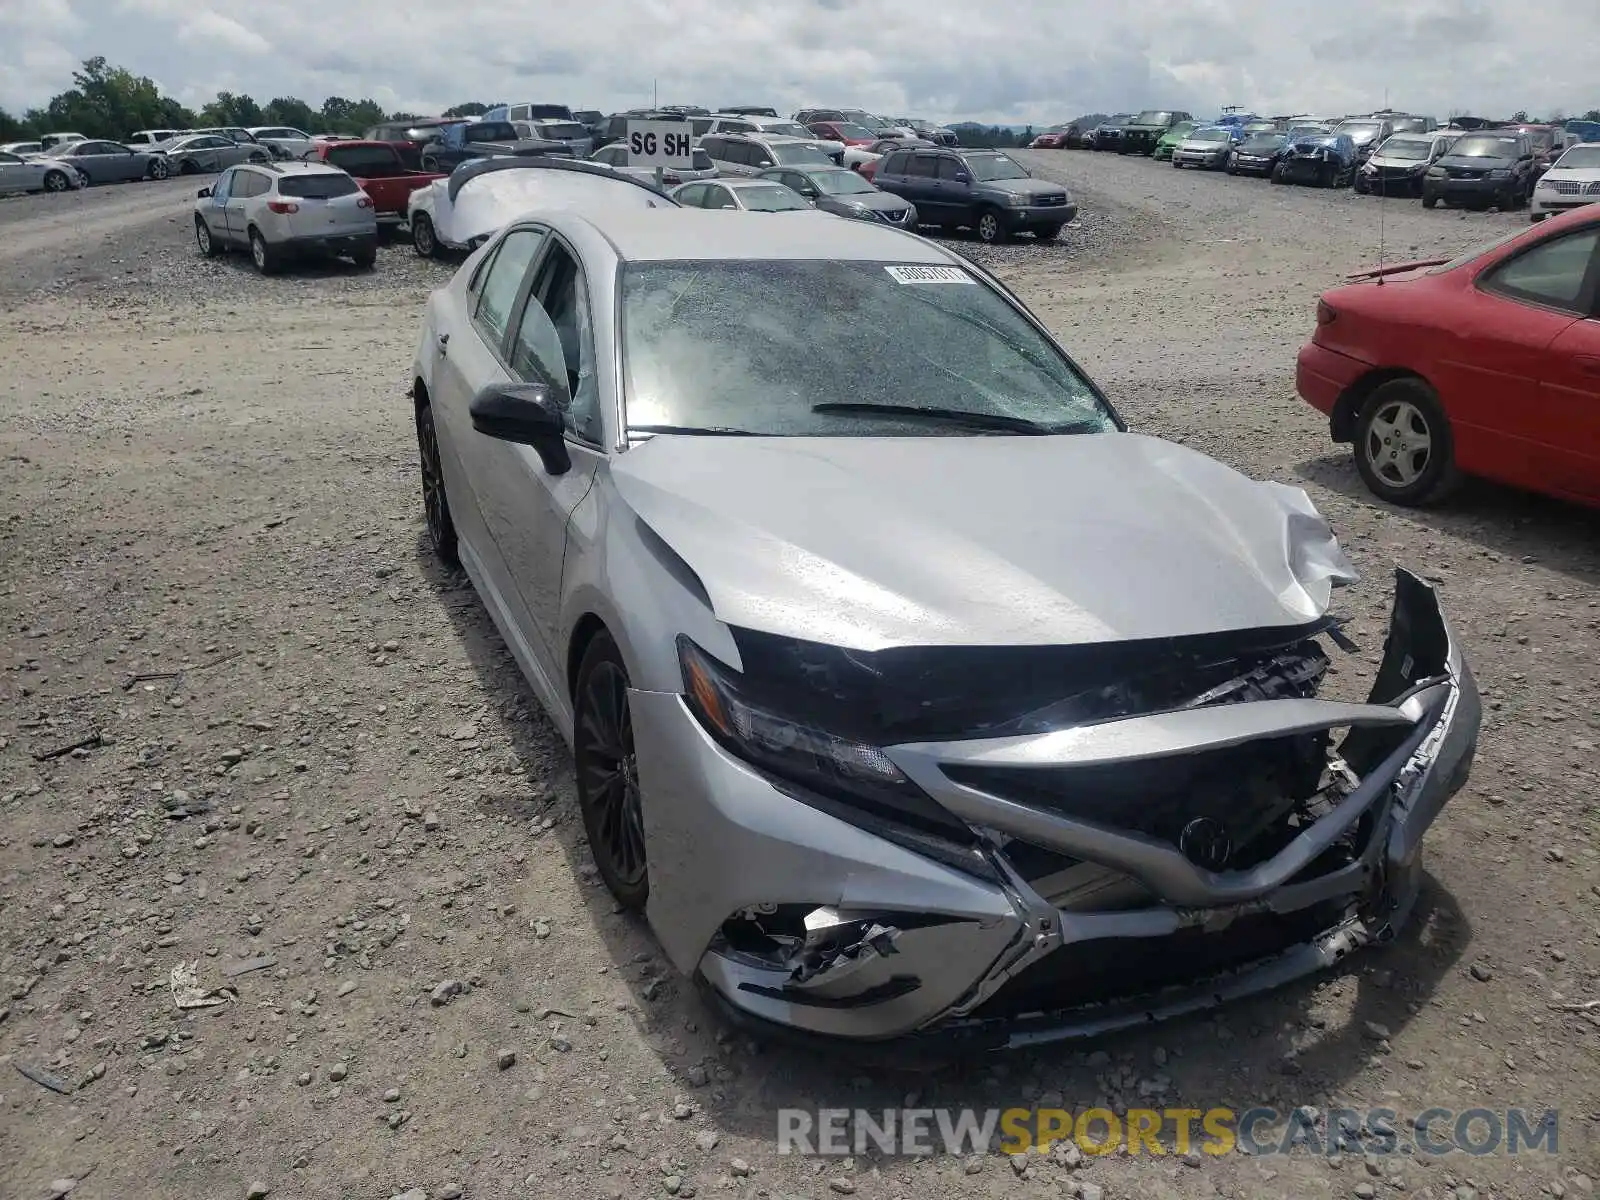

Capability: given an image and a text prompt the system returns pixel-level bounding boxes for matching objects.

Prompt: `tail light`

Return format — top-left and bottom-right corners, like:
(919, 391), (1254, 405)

(662, 172), (682, 185)
(1316, 300), (1337, 326)
(356, 195), (373, 208)
(267, 200), (299, 214)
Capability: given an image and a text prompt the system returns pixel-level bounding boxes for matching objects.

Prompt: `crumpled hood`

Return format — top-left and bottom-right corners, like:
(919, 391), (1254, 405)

(610, 432), (1357, 651)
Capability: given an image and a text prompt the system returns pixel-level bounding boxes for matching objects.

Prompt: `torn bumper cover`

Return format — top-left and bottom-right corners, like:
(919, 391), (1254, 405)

(630, 570), (1479, 1051)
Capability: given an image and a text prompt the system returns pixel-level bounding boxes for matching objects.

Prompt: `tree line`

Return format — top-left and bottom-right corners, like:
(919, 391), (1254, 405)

(0, 57), (501, 142)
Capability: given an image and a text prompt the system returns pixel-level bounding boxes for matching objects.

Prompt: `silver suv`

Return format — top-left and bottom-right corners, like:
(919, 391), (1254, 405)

(697, 133), (835, 177)
(193, 160), (378, 274)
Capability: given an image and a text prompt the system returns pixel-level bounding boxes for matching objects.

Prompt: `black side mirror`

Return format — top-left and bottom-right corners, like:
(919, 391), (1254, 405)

(197, 186), (212, 198)
(469, 382), (571, 475)
(953, 170), (971, 183)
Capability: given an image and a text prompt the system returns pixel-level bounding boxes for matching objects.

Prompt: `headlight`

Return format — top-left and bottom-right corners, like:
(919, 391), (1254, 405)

(1537, 178), (1556, 190)
(679, 637), (907, 793)
(1002, 192), (1028, 206)
(1361, 162), (1377, 173)
(1487, 169), (1511, 179)
(1426, 166), (1446, 178)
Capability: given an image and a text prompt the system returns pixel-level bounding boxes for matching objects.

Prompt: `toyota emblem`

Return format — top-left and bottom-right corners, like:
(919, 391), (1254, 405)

(1179, 817), (1233, 871)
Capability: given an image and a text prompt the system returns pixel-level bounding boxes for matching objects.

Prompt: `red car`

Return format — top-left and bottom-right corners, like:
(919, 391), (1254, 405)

(805, 120), (879, 148)
(1296, 205), (1600, 508)
(1030, 128), (1073, 149)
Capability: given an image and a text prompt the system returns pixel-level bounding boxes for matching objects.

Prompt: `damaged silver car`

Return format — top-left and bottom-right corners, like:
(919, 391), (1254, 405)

(409, 186), (1480, 1052)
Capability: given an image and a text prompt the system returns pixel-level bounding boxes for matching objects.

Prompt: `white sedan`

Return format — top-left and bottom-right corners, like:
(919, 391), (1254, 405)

(1530, 142), (1600, 222)
(0, 149), (84, 194)
(407, 158), (677, 257)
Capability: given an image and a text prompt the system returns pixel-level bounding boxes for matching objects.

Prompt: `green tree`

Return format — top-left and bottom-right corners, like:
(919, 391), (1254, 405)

(0, 108), (29, 141)
(442, 101), (495, 118)
(200, 90), (263, 127)
(263, 96), (318, 130)
(1584, 109), (1600, 121)
(35, 56), (190, 138)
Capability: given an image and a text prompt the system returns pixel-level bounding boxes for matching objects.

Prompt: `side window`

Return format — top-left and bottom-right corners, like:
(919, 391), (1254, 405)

(700, 136), (724, 160)
(935, 156), (967, 180)
(704, 186), (736, 210)
(1481, 229), (1600, 314)
(728, 121), (755, 134)
(473, 227), (547, 350)
(720, 141), (747, 165)
(212, 170), (234, 204)
(511, 241), (601, 443)
(907, 153), (938, 178)
(675, 183), (706, 206)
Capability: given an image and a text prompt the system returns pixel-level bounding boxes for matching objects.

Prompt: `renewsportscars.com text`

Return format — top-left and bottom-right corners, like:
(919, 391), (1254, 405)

(777, 1106), (1559, 1158)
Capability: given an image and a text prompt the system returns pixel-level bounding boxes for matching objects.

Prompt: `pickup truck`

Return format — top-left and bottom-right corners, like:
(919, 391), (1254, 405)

(417, 120), (571, 173)
(313, 140), (444, 223)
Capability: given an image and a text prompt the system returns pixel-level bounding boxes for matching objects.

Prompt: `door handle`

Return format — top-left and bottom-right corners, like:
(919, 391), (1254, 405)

(437, 333), (449, 358)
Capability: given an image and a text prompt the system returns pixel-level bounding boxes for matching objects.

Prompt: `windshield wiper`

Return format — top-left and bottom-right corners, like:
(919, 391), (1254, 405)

(628, 424), (758, 436)
(811, 403), (1093, 434)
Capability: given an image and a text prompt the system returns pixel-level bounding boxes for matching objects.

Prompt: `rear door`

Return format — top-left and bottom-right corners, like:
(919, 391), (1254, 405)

(0, 152), (29, 192)
(1520, 230), (1600, 500)
(229, 169), (267, 240)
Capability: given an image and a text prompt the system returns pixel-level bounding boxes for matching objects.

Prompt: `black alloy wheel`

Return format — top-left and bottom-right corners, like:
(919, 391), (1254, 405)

(415, 403), (458, 565)
(574, 633), (649, 909)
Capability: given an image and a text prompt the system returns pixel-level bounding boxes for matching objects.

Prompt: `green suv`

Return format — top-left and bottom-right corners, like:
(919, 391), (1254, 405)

(1152, 121), (1199, 161)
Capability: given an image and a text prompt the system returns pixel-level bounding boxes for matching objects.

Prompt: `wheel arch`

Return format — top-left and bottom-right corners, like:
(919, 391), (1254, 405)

(567, 613), (611, 701)
(1332, 367), (1435, 443)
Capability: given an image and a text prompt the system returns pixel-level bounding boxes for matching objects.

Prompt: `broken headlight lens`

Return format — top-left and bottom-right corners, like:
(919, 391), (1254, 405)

(678, 635), (907, 790)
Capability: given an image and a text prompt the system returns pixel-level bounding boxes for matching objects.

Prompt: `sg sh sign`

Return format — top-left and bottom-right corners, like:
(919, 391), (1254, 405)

(626, 120), (695, 168)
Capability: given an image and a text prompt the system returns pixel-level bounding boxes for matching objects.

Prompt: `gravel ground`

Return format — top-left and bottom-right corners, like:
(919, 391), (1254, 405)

(1, 155), (1597, 1200)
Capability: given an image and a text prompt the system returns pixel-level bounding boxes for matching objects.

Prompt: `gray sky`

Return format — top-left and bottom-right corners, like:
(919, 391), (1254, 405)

(3, 0), (1596, 122)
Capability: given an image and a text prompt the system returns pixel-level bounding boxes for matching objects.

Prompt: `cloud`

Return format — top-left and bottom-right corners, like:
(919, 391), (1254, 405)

(178, 11), (271, 56)
(2, 0), (1597, 121)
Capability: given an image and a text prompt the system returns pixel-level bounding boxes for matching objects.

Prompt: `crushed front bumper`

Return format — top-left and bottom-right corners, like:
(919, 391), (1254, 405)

(631, 570), (1479, 1052)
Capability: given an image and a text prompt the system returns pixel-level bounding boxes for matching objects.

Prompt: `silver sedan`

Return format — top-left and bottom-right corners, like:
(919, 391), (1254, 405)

(160, 134), (272, 175)
(408, 187), (1480, 1050)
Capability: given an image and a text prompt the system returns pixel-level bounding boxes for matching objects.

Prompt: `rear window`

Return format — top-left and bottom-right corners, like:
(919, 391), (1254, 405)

(467, 122), (518, 142)
(538, 123), (586, 139)
(326, 145), (401, 173)
(279, 174), (360, 199)
(692, 148), (713, 170)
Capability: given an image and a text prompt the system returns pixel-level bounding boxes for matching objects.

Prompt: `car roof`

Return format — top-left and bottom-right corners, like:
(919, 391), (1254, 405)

(719, 177), (794, 188)
(261, 160), (346, 175)
(581, 209), (954, 264)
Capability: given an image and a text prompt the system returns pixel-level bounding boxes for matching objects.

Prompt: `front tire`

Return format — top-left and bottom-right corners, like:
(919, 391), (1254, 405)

(195, 216), (219, 258)
(412, 213), (439, 258)
(974, 207), (1009, 244)
(148, 157), (170, 180)
(415, 402), (459, 565)
(43, 170), (70, 193)
(1354, 379), (1459, 507)
(573, 631), (649, 910)
(1422, 193), (1438, 209)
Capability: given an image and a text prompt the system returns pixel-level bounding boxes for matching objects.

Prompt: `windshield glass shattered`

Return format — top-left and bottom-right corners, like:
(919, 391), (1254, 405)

(620, 260), (1114, 436)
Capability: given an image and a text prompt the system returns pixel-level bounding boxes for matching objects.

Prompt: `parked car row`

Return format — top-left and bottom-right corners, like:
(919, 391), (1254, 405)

(0, 125), (367, 196)
(1037, 107), (1598, 220)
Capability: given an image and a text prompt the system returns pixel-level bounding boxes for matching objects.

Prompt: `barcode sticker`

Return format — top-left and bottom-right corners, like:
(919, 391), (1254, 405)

(884, 264), (975, 284)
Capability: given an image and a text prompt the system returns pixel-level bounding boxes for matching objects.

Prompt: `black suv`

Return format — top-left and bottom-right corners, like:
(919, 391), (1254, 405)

(1422, 131), (1536, 210)
(1120, 109), (1193, 155)
(873, 147), (1077, 243)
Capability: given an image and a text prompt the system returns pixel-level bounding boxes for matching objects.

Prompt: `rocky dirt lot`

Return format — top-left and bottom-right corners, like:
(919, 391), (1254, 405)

(1, 155), (1596, 1200)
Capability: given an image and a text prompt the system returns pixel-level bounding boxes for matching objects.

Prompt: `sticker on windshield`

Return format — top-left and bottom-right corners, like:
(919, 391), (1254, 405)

(884, 264), (976, 285)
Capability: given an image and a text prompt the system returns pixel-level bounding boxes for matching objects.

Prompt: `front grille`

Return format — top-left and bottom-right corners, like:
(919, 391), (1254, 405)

(1589, 181), (1600, 195)
(1447, 167), (1484, 179)
(971, 899), (1348, 1019)
(1034, 193), (1068, 206)
(945, 731), (1330, 870)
